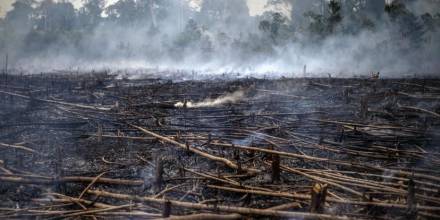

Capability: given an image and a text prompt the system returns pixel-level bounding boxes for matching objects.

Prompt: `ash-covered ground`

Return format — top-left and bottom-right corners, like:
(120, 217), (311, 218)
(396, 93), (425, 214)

(0, 71), (440, 219)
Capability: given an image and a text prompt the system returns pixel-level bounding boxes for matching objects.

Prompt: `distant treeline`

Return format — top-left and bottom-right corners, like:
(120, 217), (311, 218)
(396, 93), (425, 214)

(1, 0), (439, 73)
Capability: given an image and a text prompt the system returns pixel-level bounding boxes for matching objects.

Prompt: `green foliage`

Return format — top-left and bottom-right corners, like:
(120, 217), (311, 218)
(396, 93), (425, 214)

(1, 0), (439, 61)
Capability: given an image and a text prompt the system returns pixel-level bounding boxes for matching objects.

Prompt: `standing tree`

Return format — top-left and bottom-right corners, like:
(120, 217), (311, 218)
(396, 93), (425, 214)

(199, 0), (250, 36)
(290, 0), (323, 26)
(106, 0), (139, 25)
(34, 0), (76, 31)
(327, 0), (342, 33)
(305, 0), (343, 38)
(106, 0), (171, 28)
(5, 0), (35, 33)
(258, 12), (291, 45)
(385, 1), (426, 48)
(78, 0), (105, 29)
(175, 18), (202, 49)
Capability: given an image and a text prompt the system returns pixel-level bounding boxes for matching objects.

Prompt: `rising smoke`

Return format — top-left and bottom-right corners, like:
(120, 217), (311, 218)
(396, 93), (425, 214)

(174, 90), (245, 108)
(0, 0), (439, 77)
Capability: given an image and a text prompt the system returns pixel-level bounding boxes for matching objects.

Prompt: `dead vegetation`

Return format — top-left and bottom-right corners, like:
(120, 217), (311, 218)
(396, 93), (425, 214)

(0, 71), (440, 219)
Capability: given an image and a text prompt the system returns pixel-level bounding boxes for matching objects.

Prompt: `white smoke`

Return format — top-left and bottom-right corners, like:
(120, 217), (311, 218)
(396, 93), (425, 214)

(2, 0), (439, 77)
(174, 90), (245, 108)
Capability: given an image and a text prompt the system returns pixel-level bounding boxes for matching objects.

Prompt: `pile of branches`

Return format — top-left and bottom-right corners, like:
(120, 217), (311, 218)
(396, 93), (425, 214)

(0, 72), (440, 219)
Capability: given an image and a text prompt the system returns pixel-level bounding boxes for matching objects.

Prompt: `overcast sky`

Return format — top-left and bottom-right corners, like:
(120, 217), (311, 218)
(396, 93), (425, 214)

(0, 0), (269, 18)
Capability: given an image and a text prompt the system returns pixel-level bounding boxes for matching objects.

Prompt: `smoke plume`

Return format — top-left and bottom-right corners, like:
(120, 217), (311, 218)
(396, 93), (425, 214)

(175, 90), (245, 108)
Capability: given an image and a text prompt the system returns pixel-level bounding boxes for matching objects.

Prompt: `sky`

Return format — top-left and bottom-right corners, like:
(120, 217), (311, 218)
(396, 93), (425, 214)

(0, 0), (14, 17)
(0, 0), (269, 18)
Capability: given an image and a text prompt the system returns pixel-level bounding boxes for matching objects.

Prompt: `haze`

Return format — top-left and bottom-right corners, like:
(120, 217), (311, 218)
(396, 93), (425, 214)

(0, 0), (439, 76)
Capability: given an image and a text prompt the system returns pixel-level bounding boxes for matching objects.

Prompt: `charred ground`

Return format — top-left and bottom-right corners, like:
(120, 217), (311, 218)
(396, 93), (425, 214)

(0, 72), (440, 219)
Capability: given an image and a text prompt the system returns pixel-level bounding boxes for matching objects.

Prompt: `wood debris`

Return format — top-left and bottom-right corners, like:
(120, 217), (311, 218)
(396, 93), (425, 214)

(0, 72), (439, 219)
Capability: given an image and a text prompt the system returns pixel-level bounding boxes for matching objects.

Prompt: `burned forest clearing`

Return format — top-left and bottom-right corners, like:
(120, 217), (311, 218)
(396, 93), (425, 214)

(0, 72), (440, 220)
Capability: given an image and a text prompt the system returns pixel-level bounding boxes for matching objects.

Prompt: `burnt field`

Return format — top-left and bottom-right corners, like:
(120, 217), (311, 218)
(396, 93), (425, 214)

(0, 72), (440, 219)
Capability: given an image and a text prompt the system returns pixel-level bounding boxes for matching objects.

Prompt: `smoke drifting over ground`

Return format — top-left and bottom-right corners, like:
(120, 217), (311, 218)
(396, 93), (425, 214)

(175, 90), (245, 108)
(1, 0), (439, 77)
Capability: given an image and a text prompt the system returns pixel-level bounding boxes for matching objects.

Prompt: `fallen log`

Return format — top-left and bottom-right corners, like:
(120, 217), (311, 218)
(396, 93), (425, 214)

(0, 90), (112, 111)
(0, 143), (39, 154)
(206, 185), (440, 212)
(87, 189), (352, 220)
(130, 124), (259, 173)
(158, 213), (242, 220)
(0, 175), (143, 186)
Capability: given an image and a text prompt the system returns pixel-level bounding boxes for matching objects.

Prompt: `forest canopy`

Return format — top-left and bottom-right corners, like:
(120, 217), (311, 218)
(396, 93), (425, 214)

(1, 0), (439, 75)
